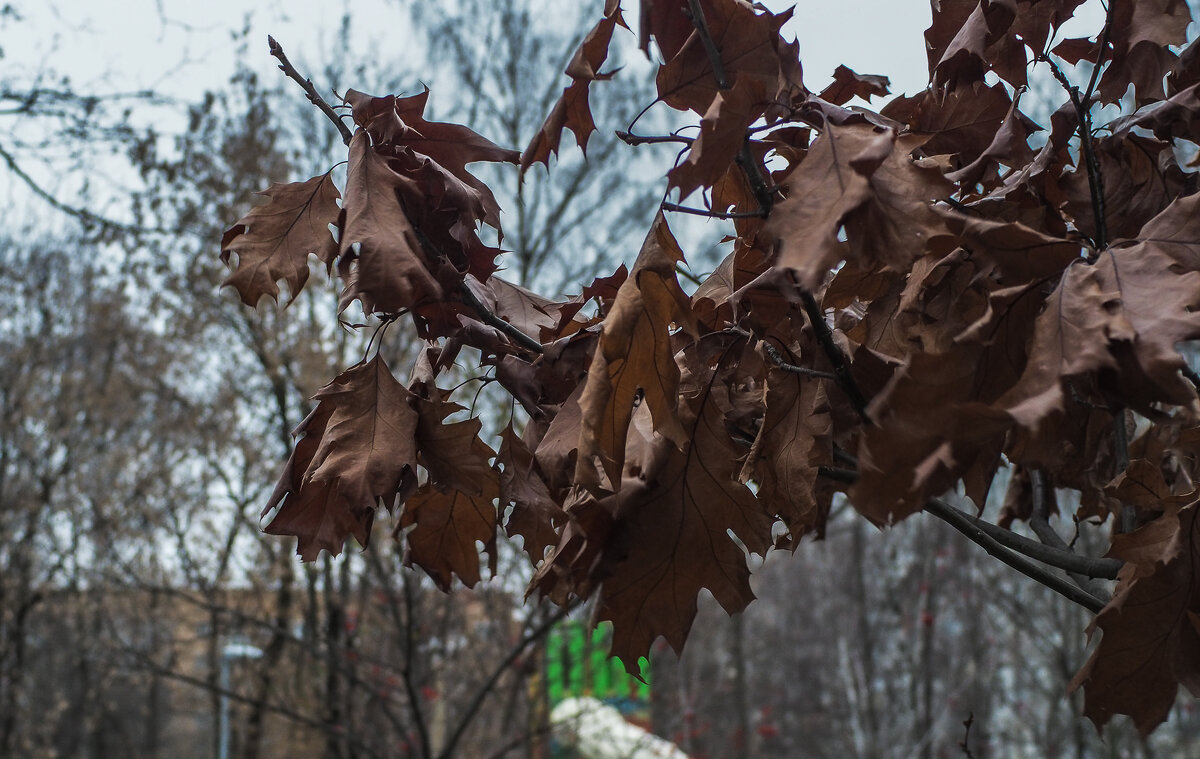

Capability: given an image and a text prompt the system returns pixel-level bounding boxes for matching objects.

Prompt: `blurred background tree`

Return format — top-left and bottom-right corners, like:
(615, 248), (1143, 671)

(1, 2), (1198, 759)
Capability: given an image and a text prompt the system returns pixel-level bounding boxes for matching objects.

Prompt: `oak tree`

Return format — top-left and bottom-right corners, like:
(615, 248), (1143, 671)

(222, 0), (1200, 734)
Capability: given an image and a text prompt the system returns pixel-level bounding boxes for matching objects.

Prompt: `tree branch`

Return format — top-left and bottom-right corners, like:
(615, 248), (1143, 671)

(438, 602), (574, 759)
(760, 340), (836, 380)
(660, 201), (767, 219)
(812, 463), (1115, 611)
(409, 225), (545, 356)
(798, 289), (871, 422)
(1028, 470), (1117, 596)
(817, 465), (1121, 581)
(268, 35), (354, 147)
(0, 140), (152, 236)
(615, 130), (695, 147)
(924, 498), (1108, 613)
(685, 0), (728, 88)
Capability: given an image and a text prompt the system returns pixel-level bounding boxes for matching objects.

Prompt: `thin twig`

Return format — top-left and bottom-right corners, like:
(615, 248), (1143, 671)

(817, 465), (859, 484)
(959, 713), (976, 759)
(438, 603), (574, 759)
(685, 0), (728, 88)
(0, 140), (153, 235)
(1042, 54), (1107, 250)
(661, 201), (767, 219)
(676, 262), (704, 286)
(736, 143), (778, 212)
(1082, 0), (1116, 104)
(268, 35), (354, 146)
(761, 341), (837, 380)
(615, 130), (695, 146)
(799, 289), (871, 422)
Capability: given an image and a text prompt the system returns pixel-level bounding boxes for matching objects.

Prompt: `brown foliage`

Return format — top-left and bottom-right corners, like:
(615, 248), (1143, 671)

(225, 0), (1200, 735)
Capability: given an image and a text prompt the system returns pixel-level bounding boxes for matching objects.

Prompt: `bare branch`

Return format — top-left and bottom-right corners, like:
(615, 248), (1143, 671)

(1028, 470), (1117, 596)
(268, 35), (354, 146)
(814, 463), (1122, 582)
(438, 602), (575, 759)
(760, 340), (837, 380)
(0, 140), (152, 236)
(684, 0), (729, 88)
(661, 201), (767, 219)
(923, 498), (1108, 613)
(616, 130), (695, 147)
(798, 289), (872, 422)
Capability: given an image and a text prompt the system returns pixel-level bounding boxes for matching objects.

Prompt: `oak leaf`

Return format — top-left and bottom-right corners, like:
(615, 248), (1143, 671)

(1071, 501), (1200, 734)
(668, 78), (766, 200)
(337, 132), (442, 315)
(575, 214), (695, 489)
(399, 390), (501, 589)
(638, 0), (693, 61)
(551, 360), (775, 672)
(263, 356), (419, 560)
(400, 481), (498, 590)
(656, 0), (803, 116)
(818, 65), (890, 106)
(739, 364), (832, 542)
(220, 172), (341, 306)
(1095, 0), (1191, 105)
(766, 124), (951, 289)
(1000, 194), (1200, 430)
(499, 422), (563, 563)
(521, 0), (626, 172)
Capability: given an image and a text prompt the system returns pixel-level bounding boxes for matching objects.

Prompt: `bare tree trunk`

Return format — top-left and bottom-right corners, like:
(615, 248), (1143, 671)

(242, 547), (294, 759)
(731, 613), (750, 758)
(850, 521), (880, 757)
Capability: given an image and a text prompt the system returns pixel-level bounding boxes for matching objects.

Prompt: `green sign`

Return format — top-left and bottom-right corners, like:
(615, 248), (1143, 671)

(546, 622), (650, 705)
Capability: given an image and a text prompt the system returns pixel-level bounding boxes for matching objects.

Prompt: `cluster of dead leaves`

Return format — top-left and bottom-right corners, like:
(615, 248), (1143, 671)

(222, 0), (1200, 735)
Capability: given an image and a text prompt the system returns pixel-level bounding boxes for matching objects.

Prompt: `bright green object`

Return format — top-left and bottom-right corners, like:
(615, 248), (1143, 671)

(546, 622), (650, 705)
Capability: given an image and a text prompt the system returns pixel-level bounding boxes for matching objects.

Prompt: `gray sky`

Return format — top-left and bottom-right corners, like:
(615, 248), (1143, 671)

(1, 0), (1114, 226)
(9, 1), (941, 107)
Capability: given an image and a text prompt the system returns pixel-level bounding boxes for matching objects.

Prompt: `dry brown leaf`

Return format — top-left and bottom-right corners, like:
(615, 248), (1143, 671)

(337, 132), (442, 315)
(220, 172), (341, 306)
(1071, 501), (1200, 734)
(263, 356), (419, 560)
(575, 214), (695, 489)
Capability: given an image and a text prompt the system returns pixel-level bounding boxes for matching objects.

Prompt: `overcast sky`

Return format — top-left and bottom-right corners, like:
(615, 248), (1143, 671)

(9, 1), (1136, 119)
(7, 1), (940, 104)
(0, 0), (1118, 227)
